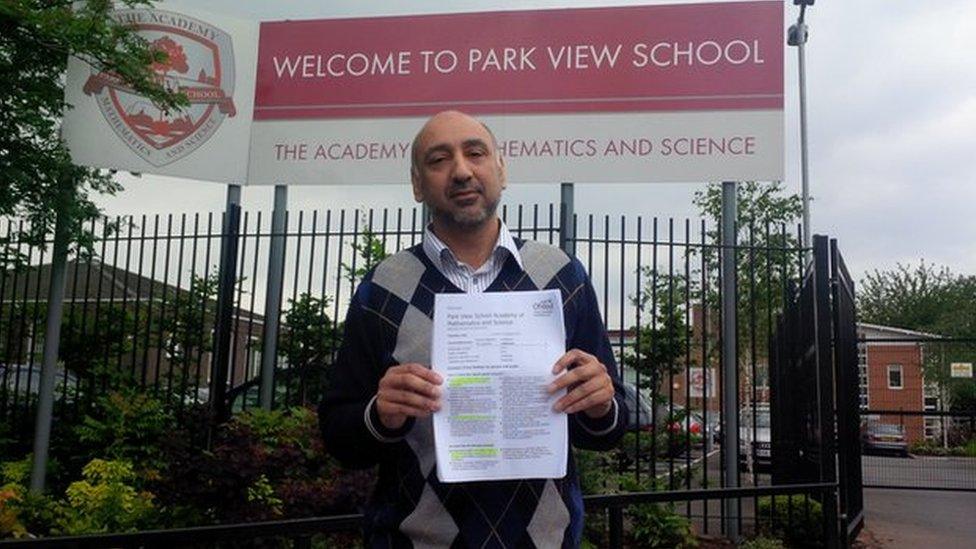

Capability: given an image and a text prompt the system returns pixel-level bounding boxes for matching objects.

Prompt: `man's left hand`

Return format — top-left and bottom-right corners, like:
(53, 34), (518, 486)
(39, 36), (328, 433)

(547, 349), (614, 419)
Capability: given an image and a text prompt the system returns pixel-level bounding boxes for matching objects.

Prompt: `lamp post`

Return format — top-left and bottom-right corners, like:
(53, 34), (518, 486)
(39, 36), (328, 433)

(789, 0), (814, 261)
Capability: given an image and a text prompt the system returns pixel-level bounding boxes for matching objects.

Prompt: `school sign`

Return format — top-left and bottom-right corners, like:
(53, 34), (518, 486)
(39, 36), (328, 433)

(63, 1), (784, 185)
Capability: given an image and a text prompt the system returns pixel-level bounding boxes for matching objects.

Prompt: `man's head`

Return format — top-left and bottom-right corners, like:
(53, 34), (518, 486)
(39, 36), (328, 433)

(410, 110), (506, 232)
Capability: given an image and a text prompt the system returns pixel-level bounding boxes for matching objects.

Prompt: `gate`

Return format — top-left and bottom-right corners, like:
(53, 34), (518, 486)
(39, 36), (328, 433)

(769, 235), (863, 547)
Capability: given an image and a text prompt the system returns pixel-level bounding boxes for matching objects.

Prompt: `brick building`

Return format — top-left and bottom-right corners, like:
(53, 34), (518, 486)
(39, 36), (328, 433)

(858, 323), (941, 445)
(1, 259), (267, 395)
(611, 319), (941, 445)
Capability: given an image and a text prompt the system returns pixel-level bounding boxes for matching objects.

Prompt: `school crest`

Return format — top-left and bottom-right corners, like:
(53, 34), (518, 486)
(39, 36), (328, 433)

(83, 9), (237, 166)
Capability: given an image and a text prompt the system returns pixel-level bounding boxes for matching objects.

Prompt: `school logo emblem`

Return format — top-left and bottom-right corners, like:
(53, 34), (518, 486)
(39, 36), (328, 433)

(83, 9), (237, 166)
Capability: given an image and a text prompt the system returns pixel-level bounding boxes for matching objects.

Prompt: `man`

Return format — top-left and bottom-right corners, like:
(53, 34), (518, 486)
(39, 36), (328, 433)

(319, 111), (627, 548)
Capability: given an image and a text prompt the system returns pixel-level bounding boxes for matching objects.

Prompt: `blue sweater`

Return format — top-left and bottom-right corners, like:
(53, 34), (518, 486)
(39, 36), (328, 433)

(319, 239), (627, 548)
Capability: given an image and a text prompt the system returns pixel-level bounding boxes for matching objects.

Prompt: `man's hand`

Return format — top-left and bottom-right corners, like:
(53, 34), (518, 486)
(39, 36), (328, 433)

(376, 363), (443, 430)
(547, 349), (614, 419)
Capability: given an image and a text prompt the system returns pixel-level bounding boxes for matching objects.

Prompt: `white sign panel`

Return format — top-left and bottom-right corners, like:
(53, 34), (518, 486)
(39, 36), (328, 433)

(62, 3), (258, 183)
(690, 367), (716, 398)
(951, 363), (973, 378)
(63, 2), (782, 185)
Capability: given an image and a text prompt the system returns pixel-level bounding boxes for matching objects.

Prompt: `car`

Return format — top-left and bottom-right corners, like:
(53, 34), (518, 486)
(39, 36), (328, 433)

(623, 382), (657, 431)
(861, 421), (909, 457)
(0, 363), (78, 397)
(739, 405), (771, 472)
(622, 383), (708, 446)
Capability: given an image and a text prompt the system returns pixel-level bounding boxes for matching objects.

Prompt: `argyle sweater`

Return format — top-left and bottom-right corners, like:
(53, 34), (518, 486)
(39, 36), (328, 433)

(319, 239), (627, 548)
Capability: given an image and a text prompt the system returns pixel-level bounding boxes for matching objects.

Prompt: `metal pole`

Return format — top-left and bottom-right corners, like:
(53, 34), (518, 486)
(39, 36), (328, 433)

(559, 182), (575, 255)
(210, 185), (241, 424)
(29, 176), (72, 494)
(720, 180), (740, 540)
(259, 185), (287, 409)
(790, 6), (812, 261)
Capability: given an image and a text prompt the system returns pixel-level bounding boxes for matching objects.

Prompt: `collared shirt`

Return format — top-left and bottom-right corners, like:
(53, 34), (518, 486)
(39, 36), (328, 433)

(422, 220), (523, 293)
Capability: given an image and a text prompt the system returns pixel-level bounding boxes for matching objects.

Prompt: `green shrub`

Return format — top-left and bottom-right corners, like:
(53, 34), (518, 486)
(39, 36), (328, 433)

(965, 439), (976, 457)
(0, 486), (26, 538)
(575, 444), (703, 547)
(629, 503), (698, 548)
(74, 387), (177, 478)
(910, 440), (976, 457)
(1, 457), (31, 489)
(757, 495), (823, 548)
(151, 406), (372, 526)
(740, 535), (786, 549)
(0, 457), (59, 539)
(54, 459), (156, 535)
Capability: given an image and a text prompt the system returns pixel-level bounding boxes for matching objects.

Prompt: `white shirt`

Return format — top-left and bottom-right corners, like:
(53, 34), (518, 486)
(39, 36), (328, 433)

(422, 221), (523, 293)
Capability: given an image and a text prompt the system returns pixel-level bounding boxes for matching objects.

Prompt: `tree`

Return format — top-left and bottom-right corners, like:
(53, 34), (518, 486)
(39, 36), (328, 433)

(691, 181), (804, 391)
(859, 261), (973, 335)
(341, 225), (389, 287)
(0, 0), (185, 260)
(624, 269), (690, 392)
(277, 293), (340, 406)
(859, 261), (976, 412)
(157, 273), (218, 398)
(622, 182), (803, 400)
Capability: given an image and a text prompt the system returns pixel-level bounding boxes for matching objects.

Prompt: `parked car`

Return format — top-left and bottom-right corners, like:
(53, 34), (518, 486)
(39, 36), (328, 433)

(860, 421), (909, 457)
(622, 383), (706, 441)
(739, 405), (771, 471)
(0, 363), (78, 397)
(623, 382), (657, 431)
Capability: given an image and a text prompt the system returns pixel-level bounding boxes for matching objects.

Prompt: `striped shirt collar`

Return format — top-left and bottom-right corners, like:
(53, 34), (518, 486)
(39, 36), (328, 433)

(422, 220), (523, 283)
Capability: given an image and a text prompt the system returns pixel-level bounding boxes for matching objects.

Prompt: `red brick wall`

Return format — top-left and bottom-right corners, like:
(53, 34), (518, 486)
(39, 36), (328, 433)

(866, 344), (924, 444)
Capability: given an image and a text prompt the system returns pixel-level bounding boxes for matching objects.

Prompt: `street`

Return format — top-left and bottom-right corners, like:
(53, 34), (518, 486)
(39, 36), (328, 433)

(859, 488), (976, 549)
(862, 455), (976, 490)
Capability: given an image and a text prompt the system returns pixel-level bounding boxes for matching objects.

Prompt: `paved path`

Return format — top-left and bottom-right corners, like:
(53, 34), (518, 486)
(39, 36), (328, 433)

(862, 455), (976, 490)
(859, 488), (976, 549)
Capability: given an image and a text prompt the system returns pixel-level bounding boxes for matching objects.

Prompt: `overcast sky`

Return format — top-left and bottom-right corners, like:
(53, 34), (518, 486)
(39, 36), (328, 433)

(94, 0), (976, 281)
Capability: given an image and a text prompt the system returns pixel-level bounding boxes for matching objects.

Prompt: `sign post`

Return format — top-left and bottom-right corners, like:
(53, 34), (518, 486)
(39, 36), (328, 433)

(721, 180), (740, 540)
(260, 185), (288, 409)
(209, 185), (241, 426)
(29, 175), (73, 494)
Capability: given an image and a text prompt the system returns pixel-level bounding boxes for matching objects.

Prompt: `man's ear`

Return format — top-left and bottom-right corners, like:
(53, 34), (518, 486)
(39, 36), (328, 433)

(411, 168), (424, 202)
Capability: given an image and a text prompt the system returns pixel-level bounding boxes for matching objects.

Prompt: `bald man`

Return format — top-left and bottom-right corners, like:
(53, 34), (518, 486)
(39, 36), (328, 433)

(319, 111), (627, 548)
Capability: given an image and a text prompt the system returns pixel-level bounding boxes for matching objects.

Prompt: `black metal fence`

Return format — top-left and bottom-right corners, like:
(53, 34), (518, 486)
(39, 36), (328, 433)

(860, 410), (976, 492)
(2, 205), (859, 546)
(855, 333), (976, 493)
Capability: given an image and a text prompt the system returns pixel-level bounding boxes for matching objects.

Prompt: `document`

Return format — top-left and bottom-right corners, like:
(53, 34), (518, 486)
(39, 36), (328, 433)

(431, 289), (567, 483)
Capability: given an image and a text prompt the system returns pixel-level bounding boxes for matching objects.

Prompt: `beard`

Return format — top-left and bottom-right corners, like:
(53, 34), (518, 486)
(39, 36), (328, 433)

(430, 184), (501, 230)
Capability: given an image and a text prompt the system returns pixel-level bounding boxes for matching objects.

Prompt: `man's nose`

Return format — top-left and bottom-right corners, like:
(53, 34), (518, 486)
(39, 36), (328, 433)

(450, 153), (473, 182)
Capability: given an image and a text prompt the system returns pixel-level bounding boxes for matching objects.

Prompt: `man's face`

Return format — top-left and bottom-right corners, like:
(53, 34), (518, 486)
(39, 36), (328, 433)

(411, 111), (506, 231)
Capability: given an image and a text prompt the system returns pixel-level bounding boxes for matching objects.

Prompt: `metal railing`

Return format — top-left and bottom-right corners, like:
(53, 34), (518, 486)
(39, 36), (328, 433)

(861, 409), (976, 492)
(1, 205), (829, 545)
(0, 483), (837, 548)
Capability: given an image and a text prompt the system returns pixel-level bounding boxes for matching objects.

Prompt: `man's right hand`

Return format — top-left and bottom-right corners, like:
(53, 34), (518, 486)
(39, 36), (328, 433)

(376, 363), (443, 430)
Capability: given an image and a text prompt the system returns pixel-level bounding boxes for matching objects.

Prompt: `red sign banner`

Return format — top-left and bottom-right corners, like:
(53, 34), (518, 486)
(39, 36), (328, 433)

(254, 1), (783, 120)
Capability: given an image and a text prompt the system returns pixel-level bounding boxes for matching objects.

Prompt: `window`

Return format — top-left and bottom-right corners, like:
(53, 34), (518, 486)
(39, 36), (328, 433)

(858, 344), (869, 409)
(247, 337), (262, 380)
(924, 417), (941, 441)
(887, 364), (903, 390)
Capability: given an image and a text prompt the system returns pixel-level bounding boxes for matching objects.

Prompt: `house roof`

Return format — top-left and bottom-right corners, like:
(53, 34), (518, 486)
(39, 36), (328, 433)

(1, 259), (265, 323)
(857, 322), (943, 340)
